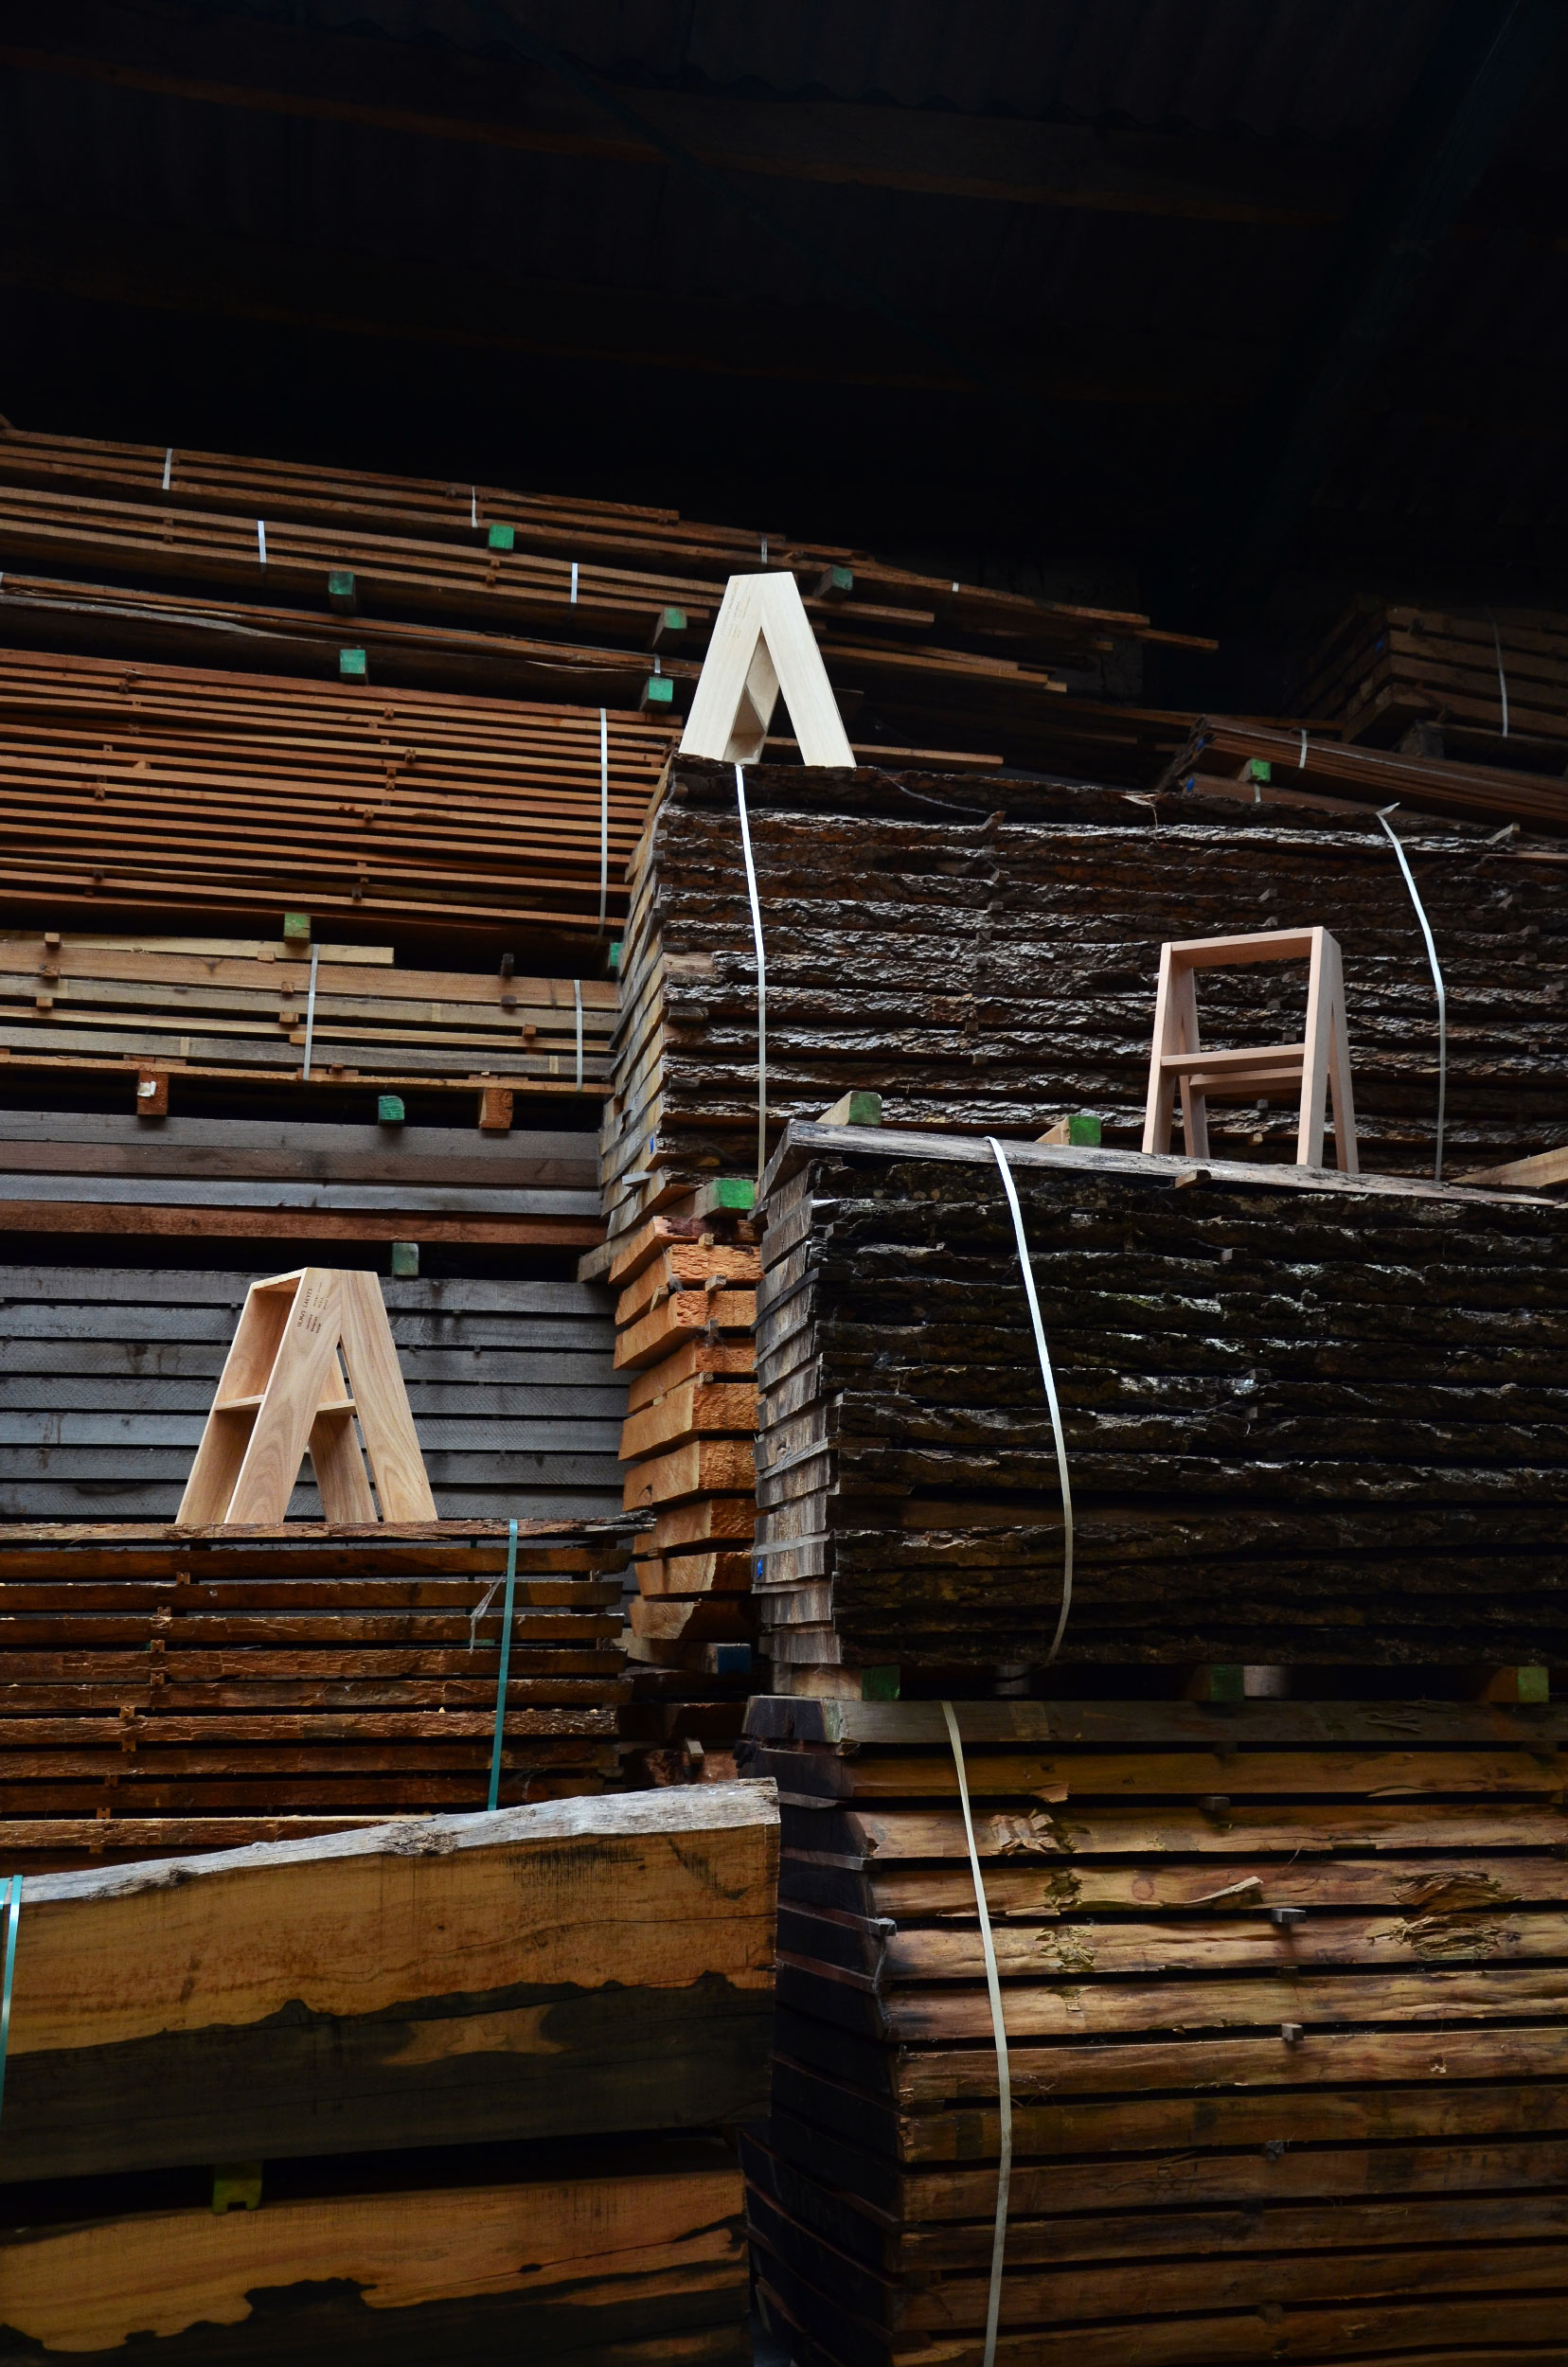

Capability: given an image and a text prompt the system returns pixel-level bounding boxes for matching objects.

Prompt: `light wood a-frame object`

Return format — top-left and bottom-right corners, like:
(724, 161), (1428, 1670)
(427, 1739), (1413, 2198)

(178, 1267), (437, 1524)
(1142, 926), (1360, 1173)
(679, 572), (855, 766)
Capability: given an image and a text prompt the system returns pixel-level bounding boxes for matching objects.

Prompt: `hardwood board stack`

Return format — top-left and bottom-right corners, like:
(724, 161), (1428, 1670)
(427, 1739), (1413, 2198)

(601, 757), (1568, 1236)
(0, 645), (671, 941)
(0, 423), (1210, 755)
(738, 1695), (1568, 2367)
(1163, 711), (1568, 833)
(0, 1521), (635, 1866)
(0, 1269), (627, 1522)
(0, 1782), (778, 2361)
(0, 927), (617, 1104)
(611, 1191), (764, 1779)
(754, 1124), (1568, 1681)
(1301, 596), (1568, 765)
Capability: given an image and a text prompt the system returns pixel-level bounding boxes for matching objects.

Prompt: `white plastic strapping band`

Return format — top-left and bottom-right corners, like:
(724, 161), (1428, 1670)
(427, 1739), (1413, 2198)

(570, 561), (579, 604)
(1376, 810), (1447, 1183)
(597, 707), (610, 934)
(471, 487), (477, 528)
(257, 520), (267, 567)
(987, 1138), (1074, 1662)
(301, 942), (320, 1083)
(573, 978), (583, 1092)
(735, 762), (768, 1185)
(940, 1701), (1011, 2367)
(161, 447), (173, 491)
(1487, 608), (1510, 739)
(1299, 729), (1308, 768)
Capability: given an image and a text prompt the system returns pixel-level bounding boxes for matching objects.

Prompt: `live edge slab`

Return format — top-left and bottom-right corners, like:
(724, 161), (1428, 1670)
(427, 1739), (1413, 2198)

(0, 1781), (778, 2181)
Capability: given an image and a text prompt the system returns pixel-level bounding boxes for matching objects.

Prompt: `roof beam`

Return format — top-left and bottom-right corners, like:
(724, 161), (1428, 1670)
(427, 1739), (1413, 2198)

(1182, 0), (1568, 623)
(0, 206), (1255, 405)
(6, 0), (1363, 225)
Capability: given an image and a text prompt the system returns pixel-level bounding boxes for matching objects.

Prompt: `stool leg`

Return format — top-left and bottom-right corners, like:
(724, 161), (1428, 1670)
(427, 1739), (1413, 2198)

(1324, 941), (1360, 1175)
(1144, 948), (1197, 1155)
(1297, 929), (1334, 1166)
(1179, 1077), (1210, 1159)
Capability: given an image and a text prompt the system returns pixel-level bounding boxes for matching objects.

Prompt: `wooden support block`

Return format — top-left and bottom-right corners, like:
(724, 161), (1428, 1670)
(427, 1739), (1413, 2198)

(818, 1090), (882, 1128)
(650, 604), (689, 650)
(281, 913), (312, 952)
(134, 1068), (169, 1120)
(1037, 1113), (1102, 1147)
(1478, 1665), (1552, 1703)
(697, 1176), (757, 1216)
(389, 1239), (419, 1278)
(211, 2162), (263, 2215)
(640, 674), (676, 712)
(477, 1085), (513, 1132)
(623, 1438), (757, 1512)
(326, 568), (357, 615)
(487, 523), (515, 551)
(376, 1095), (405, 1125)
(338, 648), (367, 679)
(613, 1288), (757, 1369)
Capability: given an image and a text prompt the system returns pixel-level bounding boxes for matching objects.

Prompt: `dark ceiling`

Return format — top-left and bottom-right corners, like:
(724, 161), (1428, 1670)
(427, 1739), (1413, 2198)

(2, 0), (1567, 691)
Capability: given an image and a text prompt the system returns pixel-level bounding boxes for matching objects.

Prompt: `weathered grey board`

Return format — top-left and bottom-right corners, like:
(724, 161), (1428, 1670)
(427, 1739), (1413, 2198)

(0, 1271), (628, 1520)
(0, 1782), (778, 2180)
(0, 1113), (600, 1190)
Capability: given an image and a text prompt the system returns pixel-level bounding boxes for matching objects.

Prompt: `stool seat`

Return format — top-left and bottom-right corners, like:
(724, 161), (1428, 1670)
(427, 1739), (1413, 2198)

(1142, 928), (1358, 1172)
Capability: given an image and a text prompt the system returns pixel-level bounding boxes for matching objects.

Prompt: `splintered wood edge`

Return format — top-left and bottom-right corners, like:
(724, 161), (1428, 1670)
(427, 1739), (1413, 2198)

(759, 1121), (1552, 1211)
(22, 1777), (780, 1904)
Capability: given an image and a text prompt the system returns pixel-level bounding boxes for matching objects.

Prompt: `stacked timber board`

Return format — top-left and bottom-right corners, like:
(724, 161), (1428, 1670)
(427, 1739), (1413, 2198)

(1162, 711), (1568, 833)
(0, 1267), (625, 1522)
(612, 1188), (763, 1781)
(1301, 597), (1568, 766)
(0, 646), (670, 942)
(601, 758), (1568, 1237)
(0, 1783), (778, 2360)
(0, 1522), (634, 1868)
(0, 421), (1208, 762)
(0, 927), (616, 1106)
(753, 1124), (1568, 1682)
(739, 1695), (1568, 2367)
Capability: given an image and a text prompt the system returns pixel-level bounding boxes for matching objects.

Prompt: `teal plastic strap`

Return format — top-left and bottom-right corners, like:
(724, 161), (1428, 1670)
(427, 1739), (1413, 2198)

(486, 1521), (520, 1811)
(0, 1874), (21, 2131)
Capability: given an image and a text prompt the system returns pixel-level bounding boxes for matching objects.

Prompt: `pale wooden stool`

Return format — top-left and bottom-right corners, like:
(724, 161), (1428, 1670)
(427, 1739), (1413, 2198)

(1141, 926), (1359, 1173)
(178, 1267), (437, 1525)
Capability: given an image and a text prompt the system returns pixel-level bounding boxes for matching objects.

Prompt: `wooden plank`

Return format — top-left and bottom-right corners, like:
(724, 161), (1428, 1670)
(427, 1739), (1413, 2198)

(0, 1780), (777, 2178)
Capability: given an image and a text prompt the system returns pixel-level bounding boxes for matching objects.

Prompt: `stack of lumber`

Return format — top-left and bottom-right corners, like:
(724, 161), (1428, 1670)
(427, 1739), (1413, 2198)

(611, 1189), (764, 1781)
(1300, 597), (1568, 765)
(0, 423), (1210, 759)
(739, 1694), (1568, 2367)
(601, 756), (1568, 1237)
(0, 1522), (636, 1867)
(753, 1124), (1568, 1684)
(0, 645), (671, 942)
(0, 1783), (778, 2361)
(1162, 712), (1568, 833)
(0, 926), (617, 1105)
(0, 1265), (625, 1522)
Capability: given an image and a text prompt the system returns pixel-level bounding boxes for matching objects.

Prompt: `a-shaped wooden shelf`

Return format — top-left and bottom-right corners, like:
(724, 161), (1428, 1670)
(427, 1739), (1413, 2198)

(177, 1267), (437, 1525)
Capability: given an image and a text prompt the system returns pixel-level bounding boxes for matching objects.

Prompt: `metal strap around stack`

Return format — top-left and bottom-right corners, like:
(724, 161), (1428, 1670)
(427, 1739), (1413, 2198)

(735, 761), (768, 1185)
(1377, 810), (1448, 1183)
(486, 1518), (521, 1811)
(987, 1137), (1075, 1661)
(0, 1874), (20, 2131)
(940, 1702), (1011, 2367)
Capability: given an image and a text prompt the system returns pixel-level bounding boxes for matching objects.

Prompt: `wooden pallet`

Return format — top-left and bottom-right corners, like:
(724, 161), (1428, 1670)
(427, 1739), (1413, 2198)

(739, 1694), (1568, 2367)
